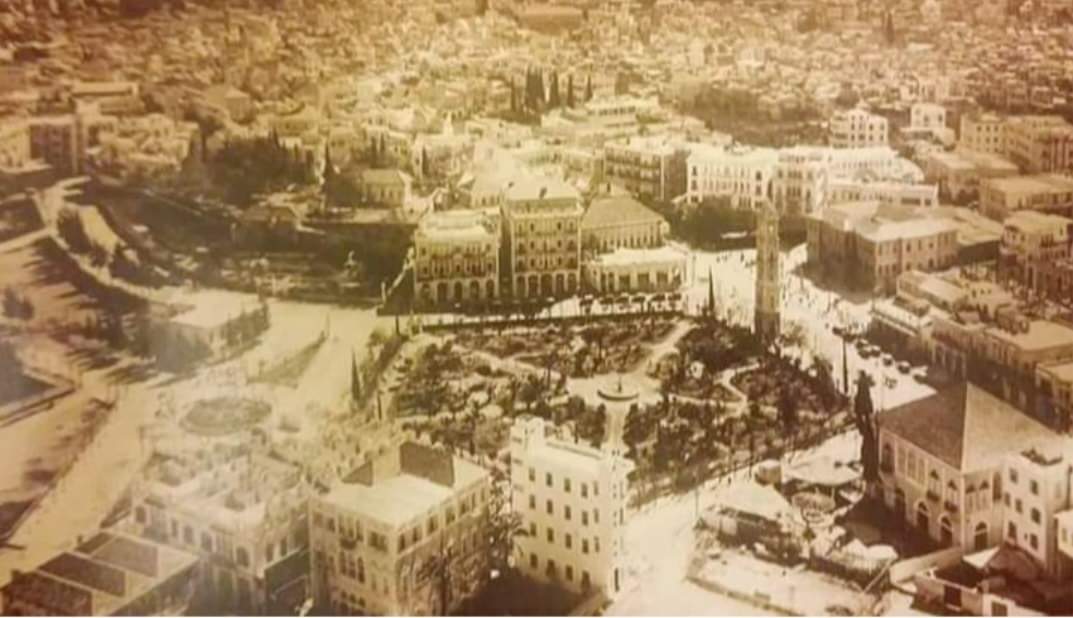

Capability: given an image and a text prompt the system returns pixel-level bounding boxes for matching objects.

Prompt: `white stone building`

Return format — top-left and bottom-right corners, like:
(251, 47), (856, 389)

(510, 417), (633, 599)
(685, 144), (778, 209)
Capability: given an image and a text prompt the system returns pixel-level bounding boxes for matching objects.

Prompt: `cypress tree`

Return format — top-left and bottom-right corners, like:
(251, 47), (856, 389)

(351, 351), (362, 402)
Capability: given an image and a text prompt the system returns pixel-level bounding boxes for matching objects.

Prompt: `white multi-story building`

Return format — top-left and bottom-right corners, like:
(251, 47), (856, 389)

(1000, 442), (1073, 580)
(829, 108), (889, 148)
(309, 442), (491, 616)
(685, 144), (778, 209)
(413, 209), (500, 308)
(771, 147), (830, 215)
(510, 417), (633, 599)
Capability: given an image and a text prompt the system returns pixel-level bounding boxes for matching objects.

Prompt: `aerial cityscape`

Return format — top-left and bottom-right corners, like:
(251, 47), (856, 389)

(2, 0), (1073, 615)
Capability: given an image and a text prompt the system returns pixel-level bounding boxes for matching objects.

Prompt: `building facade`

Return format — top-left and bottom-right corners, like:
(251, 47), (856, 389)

(510, 417), (633, 599)
(685, 144), (777, 209)
(309, 442), (490, 616)
(503, 176), (583, 299)
(413, 209), (500, 308)
(829, 108), (889, 148)
(958, 112), (1006, 156)
(129, 446), (311, 615)
(979, 174), (1073, 221)
(877, 383), (1059, 551)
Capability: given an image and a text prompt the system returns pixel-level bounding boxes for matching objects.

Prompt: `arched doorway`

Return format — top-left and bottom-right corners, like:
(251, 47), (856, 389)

(528, 275), (539, 297)
(436, 282), (448, 303)
(453, 282), (464, 302)
(541, 274), (553, 295)
(470, 280), (480, 301)
(486, 280), (495, 299)
(555, 273), (565, 294)
(939, 515), (954, 547)
(568, 273), (577, 292)
(916, 501), (930, 535)
(974, 523), (988, 551)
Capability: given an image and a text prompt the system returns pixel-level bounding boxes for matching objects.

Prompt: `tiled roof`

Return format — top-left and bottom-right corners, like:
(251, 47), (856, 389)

(879, 383), (1057, 472)
(582, 195), (664, 229)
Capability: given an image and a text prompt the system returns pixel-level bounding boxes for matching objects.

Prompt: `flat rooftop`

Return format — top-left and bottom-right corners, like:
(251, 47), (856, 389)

(986, 320), (1073, 352)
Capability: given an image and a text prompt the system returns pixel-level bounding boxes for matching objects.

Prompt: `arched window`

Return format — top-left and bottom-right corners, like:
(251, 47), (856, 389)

(974, 523), (989, 551)
(881, 443), (894, 471)
(916, 501), (930, 533)
(939, 515), (954, 547)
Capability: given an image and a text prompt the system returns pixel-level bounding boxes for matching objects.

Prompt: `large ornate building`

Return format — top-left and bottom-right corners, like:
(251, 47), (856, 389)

(502, 176), (583, 299)
(412, 209), (500, 308)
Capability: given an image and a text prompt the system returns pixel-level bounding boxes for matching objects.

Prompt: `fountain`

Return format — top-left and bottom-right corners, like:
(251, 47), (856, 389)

(596, 373), (640, 403)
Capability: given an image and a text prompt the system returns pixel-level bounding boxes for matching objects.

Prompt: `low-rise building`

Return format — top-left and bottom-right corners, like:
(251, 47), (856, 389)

(924, 150), (1019, 203)
(997, 210), (1072, 289)
(877, 383), (1059, 550)
(309, 442), (490, 616)
(0, 531), (199, 616)
(358, 169), (413, 209)
(129, 445), (311, 615)
(583, 246), (688, 294)
(581, 193), (668, 254)
(827, 177), (938, 208)
(806, 202), (959, 294)
(413, 209), (499, 308)
(510, 416), (633, 599)
(979, 174), (1073, 221)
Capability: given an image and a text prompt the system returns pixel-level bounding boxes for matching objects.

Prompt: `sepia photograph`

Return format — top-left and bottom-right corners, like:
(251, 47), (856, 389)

(1, 0), (1073, 615)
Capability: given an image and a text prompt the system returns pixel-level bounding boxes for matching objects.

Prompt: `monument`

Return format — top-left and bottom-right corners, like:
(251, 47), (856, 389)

(754, 201), (781, 342)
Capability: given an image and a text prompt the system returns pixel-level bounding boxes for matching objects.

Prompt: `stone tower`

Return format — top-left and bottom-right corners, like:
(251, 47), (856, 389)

(755, 202), (781, 342)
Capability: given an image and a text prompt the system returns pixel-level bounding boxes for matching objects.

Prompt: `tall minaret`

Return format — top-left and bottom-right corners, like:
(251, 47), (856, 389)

(755, 201), (781, 343)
